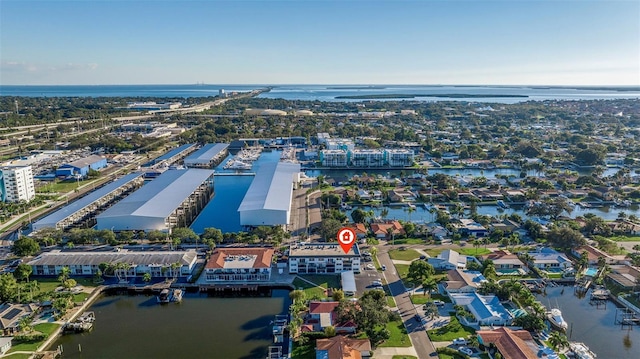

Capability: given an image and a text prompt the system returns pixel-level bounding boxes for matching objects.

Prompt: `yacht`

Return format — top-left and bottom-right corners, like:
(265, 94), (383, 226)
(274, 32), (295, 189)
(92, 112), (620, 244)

(570, 342), (596, 359)
(224, 159), (252, 170)
(497, 200), (510, 209)
(547, 308), (568, 331)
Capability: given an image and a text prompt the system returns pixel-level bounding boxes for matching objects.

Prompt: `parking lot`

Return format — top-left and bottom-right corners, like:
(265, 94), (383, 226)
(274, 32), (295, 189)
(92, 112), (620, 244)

(354, 264), (384, 297)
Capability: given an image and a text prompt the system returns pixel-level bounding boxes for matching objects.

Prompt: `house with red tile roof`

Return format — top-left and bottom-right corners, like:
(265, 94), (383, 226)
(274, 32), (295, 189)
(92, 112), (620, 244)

(477, 327), (539, 359)
(204, 247), (273, 282)
(370, 221), (404, 239)
(316, 335), (371, 359)
(306, 301), (357, 334)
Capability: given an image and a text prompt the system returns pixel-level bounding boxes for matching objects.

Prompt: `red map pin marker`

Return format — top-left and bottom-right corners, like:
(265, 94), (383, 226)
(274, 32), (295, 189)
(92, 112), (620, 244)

(337, 227), (357, 254)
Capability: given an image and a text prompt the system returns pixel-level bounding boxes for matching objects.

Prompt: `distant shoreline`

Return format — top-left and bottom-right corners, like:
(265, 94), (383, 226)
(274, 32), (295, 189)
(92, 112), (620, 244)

(335, 93), (530, 99)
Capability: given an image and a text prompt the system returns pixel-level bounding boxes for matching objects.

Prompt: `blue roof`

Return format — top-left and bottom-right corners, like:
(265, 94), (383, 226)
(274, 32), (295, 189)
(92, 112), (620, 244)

(184, 143), (228, 165)
(97, 169), (213, 220)
(32, 172), (143, 230)
(151, 143), (195, 164)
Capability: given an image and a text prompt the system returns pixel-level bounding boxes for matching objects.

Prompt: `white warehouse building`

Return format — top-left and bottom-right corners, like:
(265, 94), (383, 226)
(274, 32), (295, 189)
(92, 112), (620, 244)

(238, 162), (300, 227)
(96, 169), (214, 232)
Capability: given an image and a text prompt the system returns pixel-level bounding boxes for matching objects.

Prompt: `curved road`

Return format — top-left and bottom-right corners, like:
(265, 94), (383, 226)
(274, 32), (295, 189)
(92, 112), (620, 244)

(378, 248), (437, 359)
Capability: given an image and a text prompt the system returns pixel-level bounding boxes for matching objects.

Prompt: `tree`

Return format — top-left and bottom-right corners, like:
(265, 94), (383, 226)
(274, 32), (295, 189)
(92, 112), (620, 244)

(14, 263), (32, 282)
(332, 289), (345, 302)
(58, 266), (71, 284)
(202, 227), (223, 244)
(143, 272), (152, 284)
(12, 236), (40, 256)
(548, 331), (570, 351)
(0, 273), (18, 302)
(18, 315), (32, 333)
(407, 260), (435, 285)
(423, 302), (439, 320)
(513, 313), (545, 331)
(483, 262), (498, 281)
(63, 278), (77, 289)
(323, 325), (336, 337)
(320, 218), (342, 241)
(351, 208), (368, 223)
(289, 289), (306, 304)
(171, 227), (199, 245)
(422, 278), (437, 297)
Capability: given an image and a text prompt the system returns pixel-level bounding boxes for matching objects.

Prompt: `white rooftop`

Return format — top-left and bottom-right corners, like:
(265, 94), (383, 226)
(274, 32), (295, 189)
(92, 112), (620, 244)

(238, 162), (300, 212)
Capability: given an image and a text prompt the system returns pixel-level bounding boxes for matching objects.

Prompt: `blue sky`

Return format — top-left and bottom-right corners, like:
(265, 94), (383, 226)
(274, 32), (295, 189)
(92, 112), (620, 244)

(1, 0), (638, 85)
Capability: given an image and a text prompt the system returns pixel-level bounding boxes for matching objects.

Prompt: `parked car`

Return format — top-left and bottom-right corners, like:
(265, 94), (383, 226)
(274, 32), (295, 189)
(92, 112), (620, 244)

(366, 264), (375, 270)
(419, 255), (427, 260)
(371, 280), (383, 287)
(452, 338), (468, 345)
(381, 265), (387, 271)
(433, 300), (445, 307)
(458, 347), (473, 356)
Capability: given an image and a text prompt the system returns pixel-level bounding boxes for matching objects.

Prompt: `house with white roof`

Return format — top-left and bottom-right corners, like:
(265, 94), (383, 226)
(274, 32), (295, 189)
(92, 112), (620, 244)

(526, 248), (572, 272)
(428, 249), (466, 270)
(443, 269), (487, 294)
(450, 292), (513, 326)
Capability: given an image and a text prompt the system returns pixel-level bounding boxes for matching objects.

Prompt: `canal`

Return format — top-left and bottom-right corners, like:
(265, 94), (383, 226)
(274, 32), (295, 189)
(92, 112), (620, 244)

(537, 286), (640, 359)
(52, 290), (291, 359)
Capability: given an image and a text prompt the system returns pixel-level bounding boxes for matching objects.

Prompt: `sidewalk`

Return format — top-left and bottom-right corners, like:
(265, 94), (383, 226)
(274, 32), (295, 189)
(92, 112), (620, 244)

(373, 346), (419, 358)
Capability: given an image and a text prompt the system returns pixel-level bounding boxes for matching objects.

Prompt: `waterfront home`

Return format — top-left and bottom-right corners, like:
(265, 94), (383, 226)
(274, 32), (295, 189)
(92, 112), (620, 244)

(489, 219), (521, 234)
(450, 292), (513, 326)
(471, 189), (504, 201)
(606, 264), (640, 290)
(304, 301), (357, 334)
(477, 327), (539, 359)
(370, 221), (404, 239)
(443, 269), (486, 294)
(428, 249), (466, 270)
(349, 223), (369, 239)
(204, 247), (274, 282)
(571, 245), (617, 265)
(425, 223), (449, 241)
(454, 219), (488, 238)
(0, 303), (38, 336)
(608, 220), (640, 235)
(481, 251), (528, 275)
(525, 248), (573, 272)
(27, 250), (197, 278)
(591, 186), (614, 201)
(288, 242), (361, 274)
(315, 335), (371, 359)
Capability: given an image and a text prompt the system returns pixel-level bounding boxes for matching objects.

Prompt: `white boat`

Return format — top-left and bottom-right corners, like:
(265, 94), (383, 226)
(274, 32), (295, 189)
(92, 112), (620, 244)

(570, 342), (596, 359)
(170, 289), (183, 303)
(497, 200), (510, 209)
(547, 308), (568, 331)
(224, 159), (252, 170)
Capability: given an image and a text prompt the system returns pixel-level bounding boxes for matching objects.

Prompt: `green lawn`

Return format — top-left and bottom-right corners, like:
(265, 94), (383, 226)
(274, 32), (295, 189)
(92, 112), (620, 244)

(8, 323), (60, 353)
(3, 354), (32, 359)
(37, 179), (98, 194)
(389, 249), (421, 261)
(386, 295), (396, 307)
(298, 274), (341, 289)
(608, 235), (640, 242)
(292, 277), (327, 299)
(457, 247), (491, 256)
(427, 315), (475, 341)
(392, 238), (426, 245)
(73, 292), (89, 303)
(410, 294), (433, 305)
(392, 356), (417, 359)
(379, 320), (412, 347)
(394, 263), (410, 283)
(291, 341), (315, 359)
(425, 248), (442, 257)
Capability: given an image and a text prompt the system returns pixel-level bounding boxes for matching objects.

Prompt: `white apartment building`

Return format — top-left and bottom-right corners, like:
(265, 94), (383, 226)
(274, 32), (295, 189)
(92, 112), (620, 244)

(350, 149), (385, 167)
(385, 149), (414, 167)
(288, 243), (361, 274)
(320, 150), (348, 167)
(0, 166), (35, 203)
(326, 139), (355, 151)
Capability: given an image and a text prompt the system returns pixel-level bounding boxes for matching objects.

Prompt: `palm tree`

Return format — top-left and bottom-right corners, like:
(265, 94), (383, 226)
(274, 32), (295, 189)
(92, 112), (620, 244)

(422, 278), (437, 297)
(387, 227), (395, 245)
(407, 206), (415, 222)
(58, 266), (71, 284)
(473, 239), (481, 255)
(548, 331), (569, 352)
(380, 208), (389, 221)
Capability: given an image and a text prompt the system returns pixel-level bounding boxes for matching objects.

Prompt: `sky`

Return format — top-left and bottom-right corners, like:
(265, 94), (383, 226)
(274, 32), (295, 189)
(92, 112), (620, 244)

(1, 0), (639, 86)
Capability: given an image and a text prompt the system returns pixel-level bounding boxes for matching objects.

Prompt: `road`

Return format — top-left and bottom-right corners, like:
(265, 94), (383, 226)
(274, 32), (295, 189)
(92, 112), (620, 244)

(378, 247), (437, 359)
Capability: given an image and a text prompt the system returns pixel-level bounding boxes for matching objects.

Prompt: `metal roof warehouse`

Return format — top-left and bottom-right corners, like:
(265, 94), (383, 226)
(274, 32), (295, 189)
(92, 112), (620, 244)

(184, 143), (229, 168)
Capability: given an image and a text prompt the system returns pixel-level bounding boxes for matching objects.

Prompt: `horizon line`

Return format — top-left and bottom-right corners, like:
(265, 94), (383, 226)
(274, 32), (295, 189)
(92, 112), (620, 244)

(1, 83), (639, 88)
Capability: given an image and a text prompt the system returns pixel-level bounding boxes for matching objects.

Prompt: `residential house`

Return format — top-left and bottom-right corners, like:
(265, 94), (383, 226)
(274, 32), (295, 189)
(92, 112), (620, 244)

(0, 303), (37, 336)
(455, 219), (489, 238)
(305, 301), (357, 334)
(526, 248), (573, 272)
(609, 220), (640, 235)
(426, 223), (449, 241)
(571, 245), (617, 266)
(315, 335), (372, 359)
(482, 251), (527, 275)
(289, 243), (361, 274)
(606, 264), (640, 290)
(471, 189), (504, 201)
(203, 247), (274, 282)
(591, 186), (614, 201)
(450, 292), (513, 326)
(477, 327), (539, 359)
(370, 221), (404, 239)
(490, 219), (521, 234)
(443, 269), (486, 294)
(428, 250), (466, 270)
(349, 223), (369, 239)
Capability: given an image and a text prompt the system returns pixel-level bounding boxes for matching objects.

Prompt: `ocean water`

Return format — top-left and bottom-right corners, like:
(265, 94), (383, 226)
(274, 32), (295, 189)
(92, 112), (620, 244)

(1, 84), (639, 103)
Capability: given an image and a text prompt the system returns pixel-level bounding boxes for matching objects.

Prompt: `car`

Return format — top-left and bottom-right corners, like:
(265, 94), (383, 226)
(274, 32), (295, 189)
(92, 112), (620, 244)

(398, 246), (407, 251)
(433, 300), (445, 307)
(419, 255), (426, 260)
(366, 264), (375, 270)
(381, 265), (387, 271)
(452, 338), (468, 345)
(458, 347), (473, 356)
(371, 280), (383, 287)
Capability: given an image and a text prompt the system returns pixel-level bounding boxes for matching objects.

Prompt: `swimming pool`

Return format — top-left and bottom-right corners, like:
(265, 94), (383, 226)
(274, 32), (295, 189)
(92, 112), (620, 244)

(584, 267), (598, 277)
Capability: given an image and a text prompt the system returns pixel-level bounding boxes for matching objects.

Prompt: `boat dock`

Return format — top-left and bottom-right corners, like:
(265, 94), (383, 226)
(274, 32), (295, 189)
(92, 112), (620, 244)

(63, 311), (95, 333)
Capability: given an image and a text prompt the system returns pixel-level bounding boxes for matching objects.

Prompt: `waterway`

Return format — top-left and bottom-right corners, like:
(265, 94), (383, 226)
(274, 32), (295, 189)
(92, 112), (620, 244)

(536, 286), (640, 359)
(51, 290), (291, 359)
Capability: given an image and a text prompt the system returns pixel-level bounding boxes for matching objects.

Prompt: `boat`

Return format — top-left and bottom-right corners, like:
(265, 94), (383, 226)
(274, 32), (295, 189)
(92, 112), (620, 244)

(63, 311), (95, 333)
(170, 289), (183, 303)
(547, 308), (568, 331)
(340, 203), (352, 210)
(224, 159), (252, 170)
(408, 203), (416, 209)
(157, 289), (171, 303)
(497, 200), (510, 209)
(570, 342), (597, 359)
